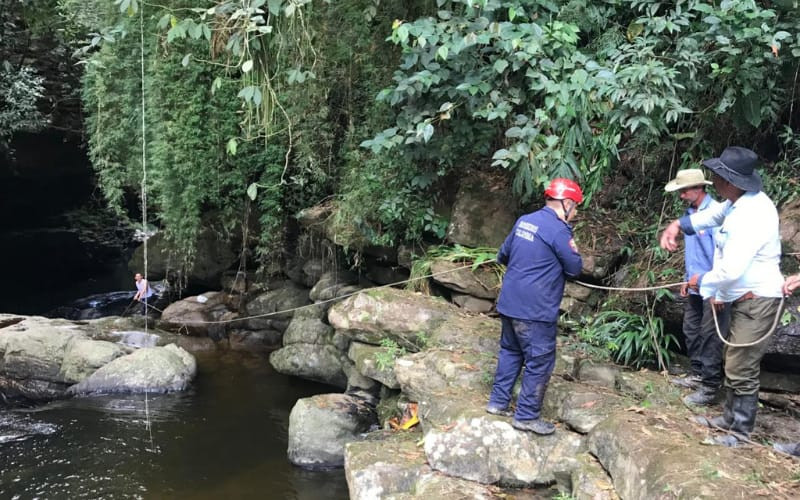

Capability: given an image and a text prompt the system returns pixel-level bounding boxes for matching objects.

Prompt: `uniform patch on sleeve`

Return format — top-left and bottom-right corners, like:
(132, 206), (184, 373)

(569, 238), (579, 253)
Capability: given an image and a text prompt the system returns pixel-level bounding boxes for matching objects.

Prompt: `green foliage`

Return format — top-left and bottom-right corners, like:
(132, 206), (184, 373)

(406, 244), (503, 293)
(374, 338), (407, 371)
(579, 309), (678, 369)
(80, 4), (285, 270)
(0, 63), (47, 153)
(763, 126), (800, 208)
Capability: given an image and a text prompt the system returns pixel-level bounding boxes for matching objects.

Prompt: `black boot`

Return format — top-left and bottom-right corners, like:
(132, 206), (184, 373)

(714, 393), (758, 447)
(773, 442), (800, 456)
(694, 386), (733, 429)
(684, 385), (717, 406)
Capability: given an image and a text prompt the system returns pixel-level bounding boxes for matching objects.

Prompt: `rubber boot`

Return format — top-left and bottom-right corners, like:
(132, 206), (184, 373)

(683, 385), (717, 406)
(773, 442), (800, 457)
(714, 393), (758, 448)
(694, 386), (733, 429)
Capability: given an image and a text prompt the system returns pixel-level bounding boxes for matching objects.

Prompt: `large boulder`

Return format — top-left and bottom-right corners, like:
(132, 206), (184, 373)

(158, 292), (231, 339)
(0, 315), (194, 401)
(59, 338), (125, 384)
(309, 270), (361, 302)
(269, 344), (348, 388)
(287, 393), (377, 469)
(241, 281), (311, 331)
(0, 316), (99, 399)
(327, 288), (456, 348)
(69, 344), (196, 395)
(445, 171), (517, 248)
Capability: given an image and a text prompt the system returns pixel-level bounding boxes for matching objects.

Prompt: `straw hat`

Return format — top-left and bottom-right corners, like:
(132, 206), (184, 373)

(664, 169), (712, 192)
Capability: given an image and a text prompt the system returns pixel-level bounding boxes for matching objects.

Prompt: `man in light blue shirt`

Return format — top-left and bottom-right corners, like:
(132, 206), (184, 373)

(660, 147), (783, 447)
(664, 169), (729, 406)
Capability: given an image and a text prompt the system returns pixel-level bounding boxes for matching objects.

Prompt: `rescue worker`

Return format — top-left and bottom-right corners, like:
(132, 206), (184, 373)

(663, 169), (730, 405)
(660, 146), (784, 447)
(486, 178), (583, 435)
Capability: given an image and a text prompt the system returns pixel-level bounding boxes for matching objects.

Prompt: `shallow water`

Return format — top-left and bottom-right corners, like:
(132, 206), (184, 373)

(0, 351), (349, 499)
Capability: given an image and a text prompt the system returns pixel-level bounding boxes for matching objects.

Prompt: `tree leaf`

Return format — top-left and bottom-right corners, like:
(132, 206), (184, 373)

(242, 60), (254, 73)
(247, 183), (258, 200)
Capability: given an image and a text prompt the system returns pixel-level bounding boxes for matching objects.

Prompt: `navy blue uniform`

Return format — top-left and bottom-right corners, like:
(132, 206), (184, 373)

(489, 206), (582, 421)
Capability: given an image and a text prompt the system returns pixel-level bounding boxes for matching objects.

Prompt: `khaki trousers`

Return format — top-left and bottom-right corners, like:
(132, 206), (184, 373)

(724, 297), (782, 395)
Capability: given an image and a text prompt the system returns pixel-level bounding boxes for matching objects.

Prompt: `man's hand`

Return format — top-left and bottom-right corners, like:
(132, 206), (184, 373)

(709, 297), (726, 312)
(659, 220), (682, 252)
(679, 282), (689, 297)
(784, 274), (800, 296)
(687, 274), (700, 291)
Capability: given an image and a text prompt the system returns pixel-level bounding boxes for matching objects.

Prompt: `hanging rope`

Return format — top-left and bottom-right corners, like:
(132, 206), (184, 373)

(138, 5), (156, 454)
(711, 295), (786, 348)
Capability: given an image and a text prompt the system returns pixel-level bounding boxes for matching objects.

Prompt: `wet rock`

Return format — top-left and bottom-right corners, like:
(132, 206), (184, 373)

(69, 344), (196, 395)
(228, 329), (282, 351)
(364, 263), (409, 286)
(269, 344), (348, 388)
(288, 393), (377, 469)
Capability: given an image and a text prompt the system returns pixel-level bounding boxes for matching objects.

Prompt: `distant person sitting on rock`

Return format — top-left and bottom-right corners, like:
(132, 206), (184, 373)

(772, 272), (800, 456)
(486, 178), (583, 435)
(133, 272), (156, 315)
(663, 169), (730, 406)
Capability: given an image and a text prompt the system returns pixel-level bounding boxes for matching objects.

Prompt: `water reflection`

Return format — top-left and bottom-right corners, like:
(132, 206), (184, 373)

(0, 351), (349, 499)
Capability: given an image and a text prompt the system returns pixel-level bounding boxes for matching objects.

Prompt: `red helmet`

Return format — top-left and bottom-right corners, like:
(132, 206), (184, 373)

(544, 178), (583, 204)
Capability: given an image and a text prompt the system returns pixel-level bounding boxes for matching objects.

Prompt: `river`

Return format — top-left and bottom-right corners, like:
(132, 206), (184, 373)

(0, 351), (350, 499)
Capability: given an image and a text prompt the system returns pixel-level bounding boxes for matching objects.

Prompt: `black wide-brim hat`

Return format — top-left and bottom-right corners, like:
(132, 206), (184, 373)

(702, 146), (762, 192)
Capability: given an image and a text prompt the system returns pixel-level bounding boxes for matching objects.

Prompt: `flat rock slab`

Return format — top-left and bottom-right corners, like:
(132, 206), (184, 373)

(345, 430), (528, 500)
(424, 416), (584, 486)
(588, 409), (800, 500)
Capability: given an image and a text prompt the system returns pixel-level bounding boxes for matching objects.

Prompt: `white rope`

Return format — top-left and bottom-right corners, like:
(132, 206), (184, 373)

(139, 5), (156, 454)
(711, 295), (786, 348)
(574, 280), (686, 292)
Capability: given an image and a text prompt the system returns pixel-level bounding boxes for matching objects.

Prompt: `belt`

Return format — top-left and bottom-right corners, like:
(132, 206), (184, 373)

(734, 291), (757, 303)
